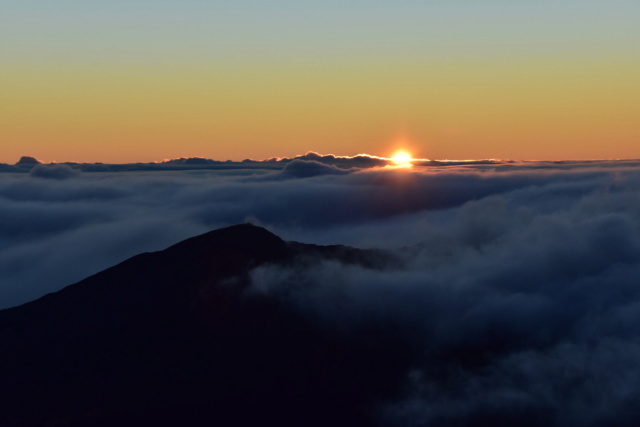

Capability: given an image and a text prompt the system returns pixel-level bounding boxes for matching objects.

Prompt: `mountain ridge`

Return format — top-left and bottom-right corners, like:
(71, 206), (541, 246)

(0, 224), (410, 427)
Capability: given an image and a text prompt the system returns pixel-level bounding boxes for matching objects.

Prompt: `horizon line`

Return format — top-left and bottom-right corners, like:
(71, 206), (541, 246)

(7, 152), (639, 167)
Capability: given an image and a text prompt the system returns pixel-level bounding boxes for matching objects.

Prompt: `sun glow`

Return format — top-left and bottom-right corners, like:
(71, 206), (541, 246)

(390, 151), (413, 167)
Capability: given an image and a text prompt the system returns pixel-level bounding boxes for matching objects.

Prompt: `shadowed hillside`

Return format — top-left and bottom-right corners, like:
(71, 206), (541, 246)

(0, 224), (411, 427)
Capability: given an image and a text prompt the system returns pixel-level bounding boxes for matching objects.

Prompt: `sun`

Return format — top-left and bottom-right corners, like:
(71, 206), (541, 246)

(390, 151), (413, 166)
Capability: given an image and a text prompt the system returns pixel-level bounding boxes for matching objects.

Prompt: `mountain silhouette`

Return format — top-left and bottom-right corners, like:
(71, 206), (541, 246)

(0, 224), (412, 427)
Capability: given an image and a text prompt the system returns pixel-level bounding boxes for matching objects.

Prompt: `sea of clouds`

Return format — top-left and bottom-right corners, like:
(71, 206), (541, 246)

(3, 155), (640, 425)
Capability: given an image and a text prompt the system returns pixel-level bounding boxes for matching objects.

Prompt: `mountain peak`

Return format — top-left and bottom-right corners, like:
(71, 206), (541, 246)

(0, 224), (404, 426)
(164, 223), (287, 264)
(16, 155), (41, 165)
(176, 222), (279, 244)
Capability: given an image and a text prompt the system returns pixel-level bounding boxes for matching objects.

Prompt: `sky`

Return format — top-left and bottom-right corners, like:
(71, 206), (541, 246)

(2, 0), (639, 163)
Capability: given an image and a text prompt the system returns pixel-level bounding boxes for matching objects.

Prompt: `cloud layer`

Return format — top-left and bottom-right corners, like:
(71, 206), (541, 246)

(1, 158), (640, 309)
(246, 166), (640, 425)
(3, 156), (640, 424)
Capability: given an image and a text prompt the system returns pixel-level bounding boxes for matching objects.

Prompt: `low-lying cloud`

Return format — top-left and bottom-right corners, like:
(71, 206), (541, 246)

(29, 163), (79, 180)
(1, 158), (639, 309)
(249, 190), (640, 426)
(277, 159), (352, 179)
(2, 155), (640, 424)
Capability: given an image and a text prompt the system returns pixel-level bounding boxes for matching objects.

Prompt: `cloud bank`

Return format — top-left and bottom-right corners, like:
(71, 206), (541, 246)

(251, 217), (640, 424)
(2, 155), (640, 424)
(248, 177), (640, 426)
(1, 157), (639, 308)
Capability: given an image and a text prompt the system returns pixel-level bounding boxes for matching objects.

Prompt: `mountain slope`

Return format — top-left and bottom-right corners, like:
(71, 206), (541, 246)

(0, 224), (411, 427)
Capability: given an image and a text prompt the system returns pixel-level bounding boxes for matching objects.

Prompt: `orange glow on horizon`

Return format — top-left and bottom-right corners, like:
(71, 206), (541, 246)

(2, 54), (639, 163)
(390, 151), (413, 167)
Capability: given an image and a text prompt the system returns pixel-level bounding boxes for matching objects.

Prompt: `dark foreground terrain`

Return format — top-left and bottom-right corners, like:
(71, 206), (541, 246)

(0, 224), (411, 426)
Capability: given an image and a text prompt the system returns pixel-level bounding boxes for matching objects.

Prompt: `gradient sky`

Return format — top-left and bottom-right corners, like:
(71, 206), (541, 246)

(2, 0), (639, 163)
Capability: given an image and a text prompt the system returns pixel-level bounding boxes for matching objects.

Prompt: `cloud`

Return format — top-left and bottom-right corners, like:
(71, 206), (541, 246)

(277, 159), (351, 179)
(29, 163), (79, 180)
(1, 160), (640, 310)
(2, 157), (640, 424)
(246, 185), (640, 426)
